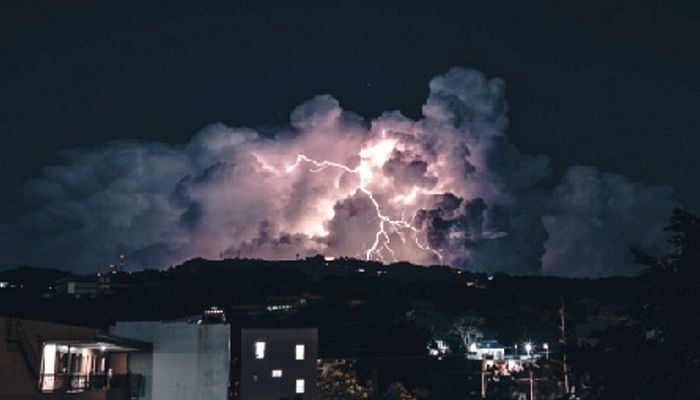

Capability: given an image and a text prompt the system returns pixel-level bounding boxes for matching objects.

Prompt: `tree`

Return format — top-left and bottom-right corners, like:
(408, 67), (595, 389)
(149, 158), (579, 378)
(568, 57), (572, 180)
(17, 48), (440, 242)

(319, 369), (376, 400)
(382, 382), (418, 400)
(409, 302), (484, 357)
(635, 208), (700, 397)
(582, 208), (700, 399)
(450, 312), (484, 352)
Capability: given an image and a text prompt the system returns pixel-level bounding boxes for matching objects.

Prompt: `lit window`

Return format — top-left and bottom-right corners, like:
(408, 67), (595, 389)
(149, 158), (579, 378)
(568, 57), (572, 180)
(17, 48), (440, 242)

(295, 344), (305, 360)
(296, 379), (305, 393)
(254, 342), (266, 359)
(272, 369), (283, 378)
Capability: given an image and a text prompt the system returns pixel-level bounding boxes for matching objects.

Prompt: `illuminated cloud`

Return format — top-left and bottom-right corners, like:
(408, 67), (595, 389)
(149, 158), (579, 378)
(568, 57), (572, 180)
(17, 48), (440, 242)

(16, 68), (676, 276)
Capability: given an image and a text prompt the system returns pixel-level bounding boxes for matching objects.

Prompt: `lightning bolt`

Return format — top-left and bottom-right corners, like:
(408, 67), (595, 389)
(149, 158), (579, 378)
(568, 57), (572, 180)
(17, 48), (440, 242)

(285, 142), (443, 264)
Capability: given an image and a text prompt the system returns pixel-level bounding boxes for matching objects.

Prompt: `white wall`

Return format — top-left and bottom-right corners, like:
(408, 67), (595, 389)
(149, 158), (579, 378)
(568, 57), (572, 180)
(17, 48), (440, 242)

(112, 321), (230, 400)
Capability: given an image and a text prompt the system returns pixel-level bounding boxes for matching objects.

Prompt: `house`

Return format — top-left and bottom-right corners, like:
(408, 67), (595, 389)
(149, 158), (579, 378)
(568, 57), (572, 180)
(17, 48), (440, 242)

(0, 315), (148, 400)
(467, 340), (506, 360)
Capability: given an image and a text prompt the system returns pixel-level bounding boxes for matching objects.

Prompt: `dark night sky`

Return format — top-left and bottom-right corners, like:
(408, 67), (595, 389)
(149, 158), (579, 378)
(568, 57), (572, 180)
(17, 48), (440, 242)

(1, 0), (699, 249)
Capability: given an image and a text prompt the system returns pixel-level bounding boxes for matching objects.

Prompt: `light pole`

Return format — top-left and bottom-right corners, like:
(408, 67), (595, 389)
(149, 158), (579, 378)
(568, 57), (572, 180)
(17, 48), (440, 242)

(543, 343), (549, 360)
(525, 342), (532, 359)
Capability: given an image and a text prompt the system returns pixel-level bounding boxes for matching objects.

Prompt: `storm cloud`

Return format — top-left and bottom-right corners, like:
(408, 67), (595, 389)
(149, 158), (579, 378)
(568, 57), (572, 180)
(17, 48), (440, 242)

(12, 67), (676, 276)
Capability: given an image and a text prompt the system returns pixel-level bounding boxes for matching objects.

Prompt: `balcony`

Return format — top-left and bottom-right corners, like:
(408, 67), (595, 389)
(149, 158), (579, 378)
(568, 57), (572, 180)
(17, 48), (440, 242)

(40, 372), (142, 393)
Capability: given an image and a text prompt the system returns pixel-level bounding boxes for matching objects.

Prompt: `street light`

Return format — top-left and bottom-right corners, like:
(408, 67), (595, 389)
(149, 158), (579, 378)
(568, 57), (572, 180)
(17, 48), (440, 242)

(525, 342), (532, 358)
(543, 343), (549, 360)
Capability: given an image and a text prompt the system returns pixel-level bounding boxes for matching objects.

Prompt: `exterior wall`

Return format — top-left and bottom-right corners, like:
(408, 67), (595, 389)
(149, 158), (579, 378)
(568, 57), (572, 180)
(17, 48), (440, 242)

(240, 328), (318, 400)
(480, 348), (505, 360)
(112, 321), (230, 400)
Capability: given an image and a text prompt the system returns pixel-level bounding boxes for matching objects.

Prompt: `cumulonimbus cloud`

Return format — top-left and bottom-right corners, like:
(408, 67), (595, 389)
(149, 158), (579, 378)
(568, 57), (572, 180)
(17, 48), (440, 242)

(14, 67), (676, 276)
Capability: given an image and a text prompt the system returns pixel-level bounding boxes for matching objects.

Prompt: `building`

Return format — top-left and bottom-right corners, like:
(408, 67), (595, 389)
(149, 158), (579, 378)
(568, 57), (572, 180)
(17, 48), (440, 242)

(2, 311), (319, 400)
(0, 315), (148, 400)
(54, 276), (99, 298)
(112, 318), (319, 400)
(468, 340), (506, 360)
(111, 320), (231, 400)
(237, 328), (319, 400)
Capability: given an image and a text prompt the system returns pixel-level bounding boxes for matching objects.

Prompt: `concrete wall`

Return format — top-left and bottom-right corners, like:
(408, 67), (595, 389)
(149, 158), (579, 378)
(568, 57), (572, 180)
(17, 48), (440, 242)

(240, 328), (318, 400)
(112, 321), (230, 400)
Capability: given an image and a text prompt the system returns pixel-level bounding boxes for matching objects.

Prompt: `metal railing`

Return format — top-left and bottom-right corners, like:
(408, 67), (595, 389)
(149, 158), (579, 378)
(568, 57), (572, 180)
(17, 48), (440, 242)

(39, 373), (141, 393)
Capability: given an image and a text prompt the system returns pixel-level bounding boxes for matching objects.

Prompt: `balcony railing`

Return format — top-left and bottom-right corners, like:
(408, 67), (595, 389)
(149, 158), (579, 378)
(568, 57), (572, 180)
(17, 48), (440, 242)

(40, 373), (142, 394)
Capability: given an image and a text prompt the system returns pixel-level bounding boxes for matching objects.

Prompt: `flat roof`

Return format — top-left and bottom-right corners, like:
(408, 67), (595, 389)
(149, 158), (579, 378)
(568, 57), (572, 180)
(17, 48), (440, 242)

(44, 333), (151, 352)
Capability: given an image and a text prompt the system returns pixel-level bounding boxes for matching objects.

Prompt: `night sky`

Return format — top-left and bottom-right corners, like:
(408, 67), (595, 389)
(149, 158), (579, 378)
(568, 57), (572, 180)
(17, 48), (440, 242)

(2, 0), (699, 273)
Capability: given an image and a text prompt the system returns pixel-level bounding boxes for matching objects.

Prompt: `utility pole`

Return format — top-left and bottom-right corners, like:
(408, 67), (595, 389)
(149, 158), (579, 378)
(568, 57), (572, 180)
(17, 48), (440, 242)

(529, 367), (535, 400)
(559, 297), (570, 395)
(481, 359), (487, 398)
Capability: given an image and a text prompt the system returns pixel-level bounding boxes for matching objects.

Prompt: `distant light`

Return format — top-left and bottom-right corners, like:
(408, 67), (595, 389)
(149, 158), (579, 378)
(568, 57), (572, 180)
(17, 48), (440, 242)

(324, 255), (335, 261)
(100, 345), (106, 352)
(469, 343), (477, 352)
(357, 268), (365, 273)
(271, 369), (283, 378)
(543, 343), (549, 350)
(266, 304), (293, 312)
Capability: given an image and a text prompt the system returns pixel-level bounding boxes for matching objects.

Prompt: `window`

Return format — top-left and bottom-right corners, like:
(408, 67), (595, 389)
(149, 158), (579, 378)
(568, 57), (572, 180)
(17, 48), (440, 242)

(254, 342), (266, 359)
(296, 379), (305, 393)
(271, 369), (283, 378)
(295, 344), (305, 360)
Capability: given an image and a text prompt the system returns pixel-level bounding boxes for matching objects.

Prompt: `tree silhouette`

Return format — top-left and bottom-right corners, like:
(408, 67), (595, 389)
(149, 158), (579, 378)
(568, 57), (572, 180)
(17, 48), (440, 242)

(587, 208), (700, 399)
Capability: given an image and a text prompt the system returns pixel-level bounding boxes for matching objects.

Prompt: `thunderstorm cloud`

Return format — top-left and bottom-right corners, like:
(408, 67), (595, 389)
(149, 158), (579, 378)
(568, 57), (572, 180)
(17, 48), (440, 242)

(12, 68), (676, 276)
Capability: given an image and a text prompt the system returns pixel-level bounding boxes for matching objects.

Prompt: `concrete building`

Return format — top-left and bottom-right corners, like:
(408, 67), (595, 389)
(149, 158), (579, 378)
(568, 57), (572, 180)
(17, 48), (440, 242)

(111, 320), (231, 400)
(112, 319), (319, 400)
(238, 328), (319, 400)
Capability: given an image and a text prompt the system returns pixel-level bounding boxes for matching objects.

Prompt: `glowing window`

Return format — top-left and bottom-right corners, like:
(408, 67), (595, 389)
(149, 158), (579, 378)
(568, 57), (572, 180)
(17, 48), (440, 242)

(272, 369), (283, 378)
(295, 344), (305, 360)
(254, 342), (266, 359)
(296, 379), (305, 393)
